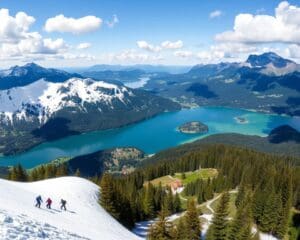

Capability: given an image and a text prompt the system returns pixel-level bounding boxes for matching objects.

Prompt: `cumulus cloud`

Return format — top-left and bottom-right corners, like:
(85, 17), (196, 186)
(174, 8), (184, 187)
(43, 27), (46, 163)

(106, 14), (119, 28)
(110, 49), (163, 63)
(210, 10), (222, 19)
(174, 50), (193, 58)
(44, 14), (102, 34)
(77, 42), (91, 49)
(0, 9), (35, 43)
(0, 8), (75, 62)
(215, 1), (300, 44)
(161, 40), (183, 49)
(286, 44), (300, 58)
(137, 41), (161, 52)
(137, 40), (183, 52)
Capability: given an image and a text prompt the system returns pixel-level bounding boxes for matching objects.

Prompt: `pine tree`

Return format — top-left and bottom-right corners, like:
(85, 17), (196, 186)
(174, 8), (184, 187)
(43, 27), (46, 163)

(259, 179), (279, 233)
(9, 164), (28, 181)
(75, 168), (81, 177)
(144, 183), (155, 218)
(147, 207), (177, 240)
(165, 186), (174, 214)
(173, 192), (181, 213)
(229, 192), (252, 240)
(100, 173), (119, 219)
(176, 217), (187, 240)
(206, 192), (230, 240)
(185, 198), (201, 240)
(56, 164), (68, 177)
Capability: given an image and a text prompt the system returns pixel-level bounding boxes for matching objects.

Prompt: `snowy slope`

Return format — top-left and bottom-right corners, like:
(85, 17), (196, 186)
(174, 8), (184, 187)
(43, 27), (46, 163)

(0, 177), (141, 240)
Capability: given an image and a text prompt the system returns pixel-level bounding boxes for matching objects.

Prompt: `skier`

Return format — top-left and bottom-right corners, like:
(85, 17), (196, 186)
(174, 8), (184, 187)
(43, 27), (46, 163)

(46, 198), (52, 209)
(35, 195), (43, 208)
(60, 199), (67, 211)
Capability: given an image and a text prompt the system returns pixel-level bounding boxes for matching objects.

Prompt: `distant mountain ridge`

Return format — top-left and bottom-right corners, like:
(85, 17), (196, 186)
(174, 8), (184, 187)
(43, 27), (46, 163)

(246, 52), (294, 68)
(0, 63), (82, 90)
(143, 52), (300, 116)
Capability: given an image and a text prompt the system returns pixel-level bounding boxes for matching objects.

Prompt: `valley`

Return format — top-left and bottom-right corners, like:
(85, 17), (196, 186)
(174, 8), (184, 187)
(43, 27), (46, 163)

(1, 106), (298, 168)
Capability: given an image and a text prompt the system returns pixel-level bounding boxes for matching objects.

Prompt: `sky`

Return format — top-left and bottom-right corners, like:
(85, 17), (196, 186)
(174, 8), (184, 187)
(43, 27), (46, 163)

(0, 0), (300, 68)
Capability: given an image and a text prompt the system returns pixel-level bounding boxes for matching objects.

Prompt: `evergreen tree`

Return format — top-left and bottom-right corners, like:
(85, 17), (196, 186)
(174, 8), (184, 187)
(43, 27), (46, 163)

(9, 164), (28, 181)
(144, 183), (155, 218)
(75, 168), (81, 177)
(206, 192), (230, 240)
(176, 217), (187, 240)
(56, 164), (68, 177)
(164, 186), (174, 214)
(185, 198), (201, 240)
(173, 192), (181, 213)
(100, 173), (119, 219)
(147, 206), (177, 240)
(229, 192), (252, 240)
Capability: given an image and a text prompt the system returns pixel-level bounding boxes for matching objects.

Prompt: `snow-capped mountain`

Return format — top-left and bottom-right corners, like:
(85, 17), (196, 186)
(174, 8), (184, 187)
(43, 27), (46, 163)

(0, 78), (133, 124)
(0, 63), (81, 90)
(0, 64), (180, 155)
(246, 52), (300, 76)
(0, 177), (141, 240)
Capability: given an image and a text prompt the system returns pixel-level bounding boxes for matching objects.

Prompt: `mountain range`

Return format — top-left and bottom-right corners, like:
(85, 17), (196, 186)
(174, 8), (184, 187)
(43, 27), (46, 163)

(0, 52), (299, 155)
(0, 64), (180, 155)
(142, 52), (300, 115)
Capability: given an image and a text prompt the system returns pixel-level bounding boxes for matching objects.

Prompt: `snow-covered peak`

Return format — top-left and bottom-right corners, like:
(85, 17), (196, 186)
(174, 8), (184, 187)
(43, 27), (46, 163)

(0, 177), (141, 240)
(0, 77), (133, 124)
(246, 52), (294, 68)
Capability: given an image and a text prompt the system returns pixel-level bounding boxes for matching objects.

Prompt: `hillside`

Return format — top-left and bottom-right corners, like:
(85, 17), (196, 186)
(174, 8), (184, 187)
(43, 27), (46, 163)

(0, 177), (141, 240)
(67, 147), (145, 177)
(145, 125), (300, 165)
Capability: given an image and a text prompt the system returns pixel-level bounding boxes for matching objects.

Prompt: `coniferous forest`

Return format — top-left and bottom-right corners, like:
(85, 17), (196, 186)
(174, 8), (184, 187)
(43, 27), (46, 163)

(98, 144), (300, 239)
(7, 144), (300, 239)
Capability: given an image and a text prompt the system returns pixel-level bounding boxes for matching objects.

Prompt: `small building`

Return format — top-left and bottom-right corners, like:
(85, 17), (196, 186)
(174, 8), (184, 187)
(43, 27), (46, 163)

(170, 179), (183, 192)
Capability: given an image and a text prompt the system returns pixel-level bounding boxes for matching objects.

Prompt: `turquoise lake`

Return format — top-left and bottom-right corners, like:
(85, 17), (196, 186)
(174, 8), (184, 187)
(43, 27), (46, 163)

(0, 106), (299, 168)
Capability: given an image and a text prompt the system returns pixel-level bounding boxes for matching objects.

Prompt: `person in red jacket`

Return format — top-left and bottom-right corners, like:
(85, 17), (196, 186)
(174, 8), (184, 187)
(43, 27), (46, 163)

(46, 198), (52, 209)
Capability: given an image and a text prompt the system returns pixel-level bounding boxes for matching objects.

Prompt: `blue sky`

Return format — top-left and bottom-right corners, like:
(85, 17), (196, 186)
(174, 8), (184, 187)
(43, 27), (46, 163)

(0, 0), (299, 67)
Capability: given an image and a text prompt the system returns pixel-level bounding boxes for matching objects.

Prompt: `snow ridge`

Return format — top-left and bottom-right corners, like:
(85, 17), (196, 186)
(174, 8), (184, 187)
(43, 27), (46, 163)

(0, 78), (132, 124)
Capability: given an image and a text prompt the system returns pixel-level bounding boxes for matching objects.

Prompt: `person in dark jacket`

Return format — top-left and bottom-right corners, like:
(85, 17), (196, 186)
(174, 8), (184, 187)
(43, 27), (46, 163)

(46, 198), (52, 209)
(35, 195), (42, 208)
(60, 199), (67, 211)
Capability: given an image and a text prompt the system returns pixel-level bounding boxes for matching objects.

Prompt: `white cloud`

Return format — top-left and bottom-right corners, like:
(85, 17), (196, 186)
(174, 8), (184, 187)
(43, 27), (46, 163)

(109, 49), (163, 63)
(174, 50), (193, 58)
(0, 8), (76, 63)
(161, 40), (183, 49)
(286, 44), (300, 58)
(137, 41), (161, 52)
(215, 1), (300, 44)
(137, 40), (183, 52)
(106, 14), (119, 28)
(44, 14), (102, 34)
(77, 42), (91, 49)
(210, 10), (222, 19)
(0, 9), (35, 43)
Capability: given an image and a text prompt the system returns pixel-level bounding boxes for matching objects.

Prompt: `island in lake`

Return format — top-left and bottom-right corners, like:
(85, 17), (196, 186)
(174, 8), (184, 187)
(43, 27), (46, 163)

(178, 121), (209, 134)
(234, 116), (249, 124)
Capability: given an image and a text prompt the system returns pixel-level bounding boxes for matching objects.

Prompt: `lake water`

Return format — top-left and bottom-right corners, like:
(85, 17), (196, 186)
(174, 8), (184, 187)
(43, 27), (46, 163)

(0, 106), (299, 168)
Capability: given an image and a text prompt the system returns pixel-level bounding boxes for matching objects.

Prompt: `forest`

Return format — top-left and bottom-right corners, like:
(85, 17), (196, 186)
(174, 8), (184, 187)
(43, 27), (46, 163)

(6, 144), (300, 239)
